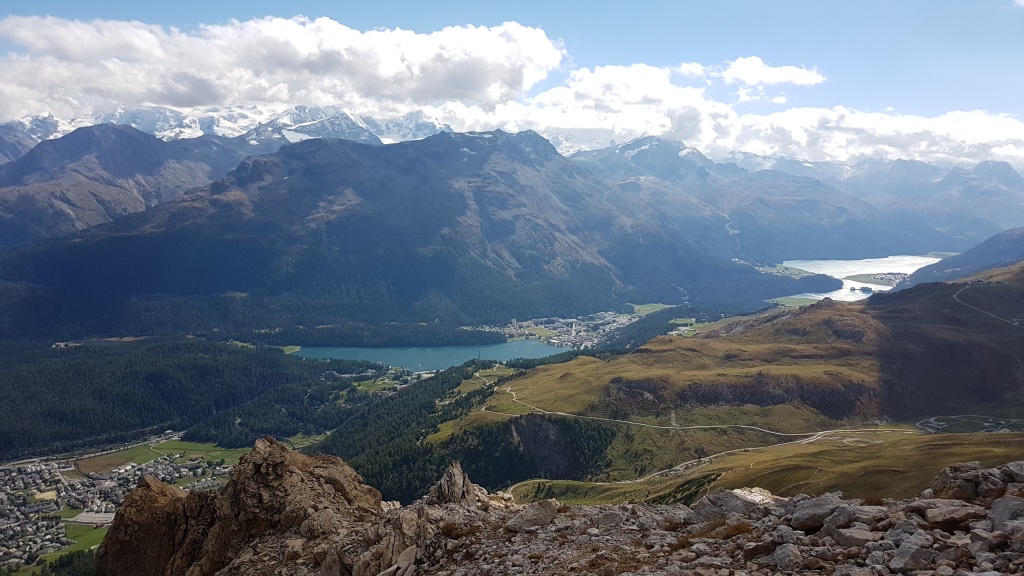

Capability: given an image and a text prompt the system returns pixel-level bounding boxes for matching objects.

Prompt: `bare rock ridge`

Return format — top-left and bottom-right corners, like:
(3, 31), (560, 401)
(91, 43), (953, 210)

(97, 438), (1024, 576)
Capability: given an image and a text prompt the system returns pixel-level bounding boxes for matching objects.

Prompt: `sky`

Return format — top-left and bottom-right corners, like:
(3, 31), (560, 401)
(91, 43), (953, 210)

(2, 0), (1024, 166)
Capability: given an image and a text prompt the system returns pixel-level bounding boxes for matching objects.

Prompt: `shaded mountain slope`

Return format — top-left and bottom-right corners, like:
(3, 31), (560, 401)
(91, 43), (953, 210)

(0, 124), (263, 248)
(901, 227), (1024, 287)
(0, 123), (37, 164)
(0, 131), (836, 332)
(572, 137), (957, 263)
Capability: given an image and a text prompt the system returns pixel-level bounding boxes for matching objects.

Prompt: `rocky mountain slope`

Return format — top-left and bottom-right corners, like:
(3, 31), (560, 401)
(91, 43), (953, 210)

(95, 437), (1024, 576)
(0, 124), (265, 248)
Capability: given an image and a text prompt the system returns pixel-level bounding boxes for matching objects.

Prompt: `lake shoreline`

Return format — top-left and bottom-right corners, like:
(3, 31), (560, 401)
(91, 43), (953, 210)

(295, 339), (566, 371)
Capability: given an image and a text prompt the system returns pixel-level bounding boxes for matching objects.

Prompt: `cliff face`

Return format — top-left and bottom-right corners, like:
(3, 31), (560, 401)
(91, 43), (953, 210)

(97, 437), (1024, 576)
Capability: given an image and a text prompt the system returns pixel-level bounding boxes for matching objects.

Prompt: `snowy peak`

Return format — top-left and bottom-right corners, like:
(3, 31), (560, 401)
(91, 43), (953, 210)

(14, 114), (73, 141)
(361, 111), (453, 143)
(162, 105), (280, 140)
(241, 107), (382, 146)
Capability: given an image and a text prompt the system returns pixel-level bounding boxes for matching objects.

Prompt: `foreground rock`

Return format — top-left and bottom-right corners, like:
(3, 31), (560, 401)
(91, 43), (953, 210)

(96, 441), (1024, 576)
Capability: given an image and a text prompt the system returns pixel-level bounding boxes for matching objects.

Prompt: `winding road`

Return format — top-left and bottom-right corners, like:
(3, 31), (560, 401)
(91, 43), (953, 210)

(485, 379), (917, 499)
(952, 284), (1023, 329)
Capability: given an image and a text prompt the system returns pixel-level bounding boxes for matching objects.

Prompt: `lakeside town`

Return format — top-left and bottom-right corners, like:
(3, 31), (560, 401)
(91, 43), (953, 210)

(479, 309), (647, 349)
(0, 438), (233, 570)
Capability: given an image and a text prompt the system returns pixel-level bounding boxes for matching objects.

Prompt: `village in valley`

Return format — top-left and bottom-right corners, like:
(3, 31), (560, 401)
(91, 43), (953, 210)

(480, 308), (652, 349)
(0, 434), (238, 570)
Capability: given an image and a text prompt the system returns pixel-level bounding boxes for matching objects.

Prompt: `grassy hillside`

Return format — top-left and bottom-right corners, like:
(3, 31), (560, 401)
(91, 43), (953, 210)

(432, 267), (1024, 499)
(511, 431), (1024, 504)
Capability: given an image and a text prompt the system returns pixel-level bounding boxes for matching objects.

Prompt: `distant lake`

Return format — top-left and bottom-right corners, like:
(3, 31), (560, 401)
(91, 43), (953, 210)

(295, 339), (565, 371)
(782, 255), (944, 302)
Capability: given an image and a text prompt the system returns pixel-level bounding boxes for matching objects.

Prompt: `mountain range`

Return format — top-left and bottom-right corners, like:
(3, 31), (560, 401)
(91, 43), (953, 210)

(0, 130), (841, 334)
(0, 104), (451, 154)
(3, 103), (1023, 253)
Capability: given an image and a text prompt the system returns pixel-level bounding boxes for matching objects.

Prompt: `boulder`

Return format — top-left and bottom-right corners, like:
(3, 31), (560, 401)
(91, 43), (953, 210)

(925, 505), (987, 529)
(690, 486), (781, 523)
(888, 543), (938, 574)
(988, 495), (1024, 532)
(790, 492), (844, 531)
(506, 499), (559, 532)
(772, 543), (804, 571)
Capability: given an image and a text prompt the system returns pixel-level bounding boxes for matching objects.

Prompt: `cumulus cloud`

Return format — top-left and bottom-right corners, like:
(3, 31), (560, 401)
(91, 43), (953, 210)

(721, 56), (825, 86)
(0, 16), (565, 118)
(0, 16), (1022, 168)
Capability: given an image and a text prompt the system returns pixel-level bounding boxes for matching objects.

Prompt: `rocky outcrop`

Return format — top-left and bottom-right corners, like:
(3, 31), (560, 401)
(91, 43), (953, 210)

(97, 442), (1024, 576)
(96, 436), (381, 576)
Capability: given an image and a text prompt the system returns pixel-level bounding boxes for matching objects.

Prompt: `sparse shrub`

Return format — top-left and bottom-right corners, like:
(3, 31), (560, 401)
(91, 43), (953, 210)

(658, 518), (683, 532)
(439, 521), (479, 539)
(669, 535), (691, 551)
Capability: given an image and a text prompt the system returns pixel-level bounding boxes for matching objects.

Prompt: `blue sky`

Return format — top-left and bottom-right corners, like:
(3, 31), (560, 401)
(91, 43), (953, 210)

(2, 0), (1023, 165)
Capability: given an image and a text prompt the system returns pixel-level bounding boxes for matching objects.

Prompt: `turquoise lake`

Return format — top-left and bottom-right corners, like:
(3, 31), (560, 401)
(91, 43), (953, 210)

(294, 339), (565, 371)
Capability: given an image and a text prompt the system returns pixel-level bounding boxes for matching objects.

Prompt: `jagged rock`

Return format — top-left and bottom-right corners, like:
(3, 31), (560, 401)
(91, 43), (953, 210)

(930, 462), (984, 501)
(97, 476), (203, 576)
(97, 436), (381, 576)
(424, 461), (481, 507)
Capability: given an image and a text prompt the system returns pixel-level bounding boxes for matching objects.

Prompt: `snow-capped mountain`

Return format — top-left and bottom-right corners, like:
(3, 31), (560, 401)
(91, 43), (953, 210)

(13, 114), (74, 141)
(4, 105), (452, 147)
(161, 105), (281, 140)
(360, 111), (452, 143)
(543, 132), (618, 156)
(240, 106), (382, 146)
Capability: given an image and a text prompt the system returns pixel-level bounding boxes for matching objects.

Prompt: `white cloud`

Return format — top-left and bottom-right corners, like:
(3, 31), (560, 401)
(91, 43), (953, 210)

(1016, 0), (1024, 7)
(721, 56), (825, 86)
(675, 62), (705, 76)
(0, 16), (1022, 168)
(0, 16), (565, 118)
